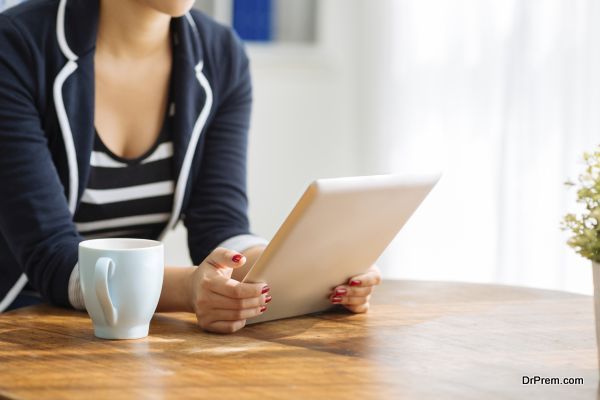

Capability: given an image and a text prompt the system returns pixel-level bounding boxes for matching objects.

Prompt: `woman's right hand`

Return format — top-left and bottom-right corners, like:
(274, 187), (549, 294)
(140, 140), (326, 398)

(187, 247), (271, 334)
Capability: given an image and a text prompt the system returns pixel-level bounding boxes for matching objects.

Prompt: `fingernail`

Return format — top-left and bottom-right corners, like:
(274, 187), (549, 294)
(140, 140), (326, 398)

(260, 306), (267, 312)
(331, 296), (342, 304)
(265, 295), (272, 304)
(349, 280), (361, 287)
(232, 254), (243, 263)
(261, 286), (270, 294)
(335, 288), (347, 295)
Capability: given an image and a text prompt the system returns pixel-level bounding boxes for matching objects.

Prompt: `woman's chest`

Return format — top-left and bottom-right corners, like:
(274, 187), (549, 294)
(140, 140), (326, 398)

(93, 54), (172, 159)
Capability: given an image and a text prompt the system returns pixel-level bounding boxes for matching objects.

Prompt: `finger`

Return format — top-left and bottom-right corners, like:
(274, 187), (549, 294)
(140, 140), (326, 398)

(348, 266), (382, 287)
(208, 306), (267, 321)
(331, 295), (369, 306)
(206, 247), (247, 270)
(205, 320), (247, 334)
(207, 291), (272, 310)
(345, 303), (370, 314)
(210, 278), (269, 299)
(331, 285), (373, 297)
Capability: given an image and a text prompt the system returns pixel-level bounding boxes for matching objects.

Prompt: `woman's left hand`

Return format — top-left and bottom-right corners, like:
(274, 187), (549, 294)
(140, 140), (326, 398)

(329, 265), (382, 313)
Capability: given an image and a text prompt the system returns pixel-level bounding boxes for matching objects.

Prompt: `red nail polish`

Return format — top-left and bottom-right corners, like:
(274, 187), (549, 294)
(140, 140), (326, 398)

(261, 286), (270, 294)
(349, 280), (361, 287)
(260, 306), (267, 312)
(232, 254), (242, 263)
(332, 296), (342, 304)
(335, 288), (347, 295)
(265, 295), (272, 303)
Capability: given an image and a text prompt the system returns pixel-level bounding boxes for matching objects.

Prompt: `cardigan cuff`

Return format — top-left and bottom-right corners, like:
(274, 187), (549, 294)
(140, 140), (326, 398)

(217, 234), (268, 253)
(68, 263), (86, 310)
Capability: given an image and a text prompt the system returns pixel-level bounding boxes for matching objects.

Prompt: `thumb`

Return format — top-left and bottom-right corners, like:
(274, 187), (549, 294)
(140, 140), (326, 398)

(205, 247), (247, 276)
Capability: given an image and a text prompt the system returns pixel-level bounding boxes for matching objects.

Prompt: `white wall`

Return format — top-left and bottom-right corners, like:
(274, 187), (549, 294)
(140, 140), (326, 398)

(350, 0), (600, 295)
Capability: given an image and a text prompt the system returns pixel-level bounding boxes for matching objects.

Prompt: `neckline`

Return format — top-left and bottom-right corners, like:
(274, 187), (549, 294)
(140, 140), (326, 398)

(93, 51), (175, 166)
(93, 126), (168, 166)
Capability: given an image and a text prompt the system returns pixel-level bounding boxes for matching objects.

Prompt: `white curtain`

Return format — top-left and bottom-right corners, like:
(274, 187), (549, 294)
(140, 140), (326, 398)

(366, 0), (600, 293)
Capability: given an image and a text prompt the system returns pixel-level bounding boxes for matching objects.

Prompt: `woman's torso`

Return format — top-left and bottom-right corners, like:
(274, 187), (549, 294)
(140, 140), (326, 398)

(73, 25), (177, 241)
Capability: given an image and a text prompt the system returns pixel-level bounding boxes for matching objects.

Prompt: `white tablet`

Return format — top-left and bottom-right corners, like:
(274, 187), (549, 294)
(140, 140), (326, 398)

(243, 174), (439, 324)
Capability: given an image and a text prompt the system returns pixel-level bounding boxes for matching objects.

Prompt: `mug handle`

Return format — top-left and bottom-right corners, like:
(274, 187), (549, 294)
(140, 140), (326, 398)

(95, 257), (118, 326)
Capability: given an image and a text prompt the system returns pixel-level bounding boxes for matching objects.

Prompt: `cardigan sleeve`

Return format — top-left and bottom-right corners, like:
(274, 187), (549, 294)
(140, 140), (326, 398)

(184, 29), (266, 265)
(0, 15), (81, 307)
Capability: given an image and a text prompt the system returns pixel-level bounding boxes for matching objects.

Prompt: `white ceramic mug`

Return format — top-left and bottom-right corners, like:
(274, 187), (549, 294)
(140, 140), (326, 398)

(79, 238), (164, 340)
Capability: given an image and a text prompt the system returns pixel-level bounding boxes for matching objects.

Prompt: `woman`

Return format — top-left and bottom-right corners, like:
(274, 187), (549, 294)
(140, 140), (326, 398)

(0, 0), (381, 333)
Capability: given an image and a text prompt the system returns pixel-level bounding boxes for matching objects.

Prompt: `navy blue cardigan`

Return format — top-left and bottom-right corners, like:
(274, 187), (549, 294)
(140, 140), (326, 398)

(0, 0), (256, 308)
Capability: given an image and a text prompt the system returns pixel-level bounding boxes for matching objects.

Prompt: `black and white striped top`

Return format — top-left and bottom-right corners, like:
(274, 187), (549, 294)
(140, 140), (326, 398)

(73, 123), (174, 240)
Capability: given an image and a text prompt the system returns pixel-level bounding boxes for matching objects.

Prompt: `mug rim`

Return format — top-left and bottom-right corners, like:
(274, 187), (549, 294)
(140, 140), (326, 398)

(79, 238), (163, 251)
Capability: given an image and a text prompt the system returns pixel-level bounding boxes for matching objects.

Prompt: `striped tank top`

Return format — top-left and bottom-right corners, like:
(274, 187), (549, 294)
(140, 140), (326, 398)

(73, 120), (174, 240)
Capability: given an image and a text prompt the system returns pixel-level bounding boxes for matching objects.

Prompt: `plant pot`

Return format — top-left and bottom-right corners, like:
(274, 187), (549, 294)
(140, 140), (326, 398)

(593, 262), (600, 369)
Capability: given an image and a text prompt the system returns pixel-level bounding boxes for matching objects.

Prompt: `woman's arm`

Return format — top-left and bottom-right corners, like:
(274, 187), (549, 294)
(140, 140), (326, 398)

(174, 23), (268, 330)
(183, 27), (256, 268)
(0, 15), (83, 307)
(156, 266), (196, 312)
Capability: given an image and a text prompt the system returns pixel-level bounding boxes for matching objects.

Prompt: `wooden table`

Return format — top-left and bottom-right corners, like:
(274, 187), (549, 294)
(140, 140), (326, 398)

(0, 280), (597, 399)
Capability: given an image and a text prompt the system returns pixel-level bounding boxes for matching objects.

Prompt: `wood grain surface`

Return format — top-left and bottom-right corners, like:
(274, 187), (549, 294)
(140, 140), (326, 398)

(0, 280), (597, 400)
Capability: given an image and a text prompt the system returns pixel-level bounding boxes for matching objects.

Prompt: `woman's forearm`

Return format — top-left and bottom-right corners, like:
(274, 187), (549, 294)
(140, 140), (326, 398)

(156, 266), (196, 312)
(157, 245), (265, 313)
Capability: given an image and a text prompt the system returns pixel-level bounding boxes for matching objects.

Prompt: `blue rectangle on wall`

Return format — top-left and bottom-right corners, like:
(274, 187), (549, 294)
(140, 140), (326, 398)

(233, 0), (272, 42)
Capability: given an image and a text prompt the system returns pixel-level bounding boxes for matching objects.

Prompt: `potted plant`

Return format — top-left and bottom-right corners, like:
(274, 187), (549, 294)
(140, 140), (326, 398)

(562, 148), (600, 365)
